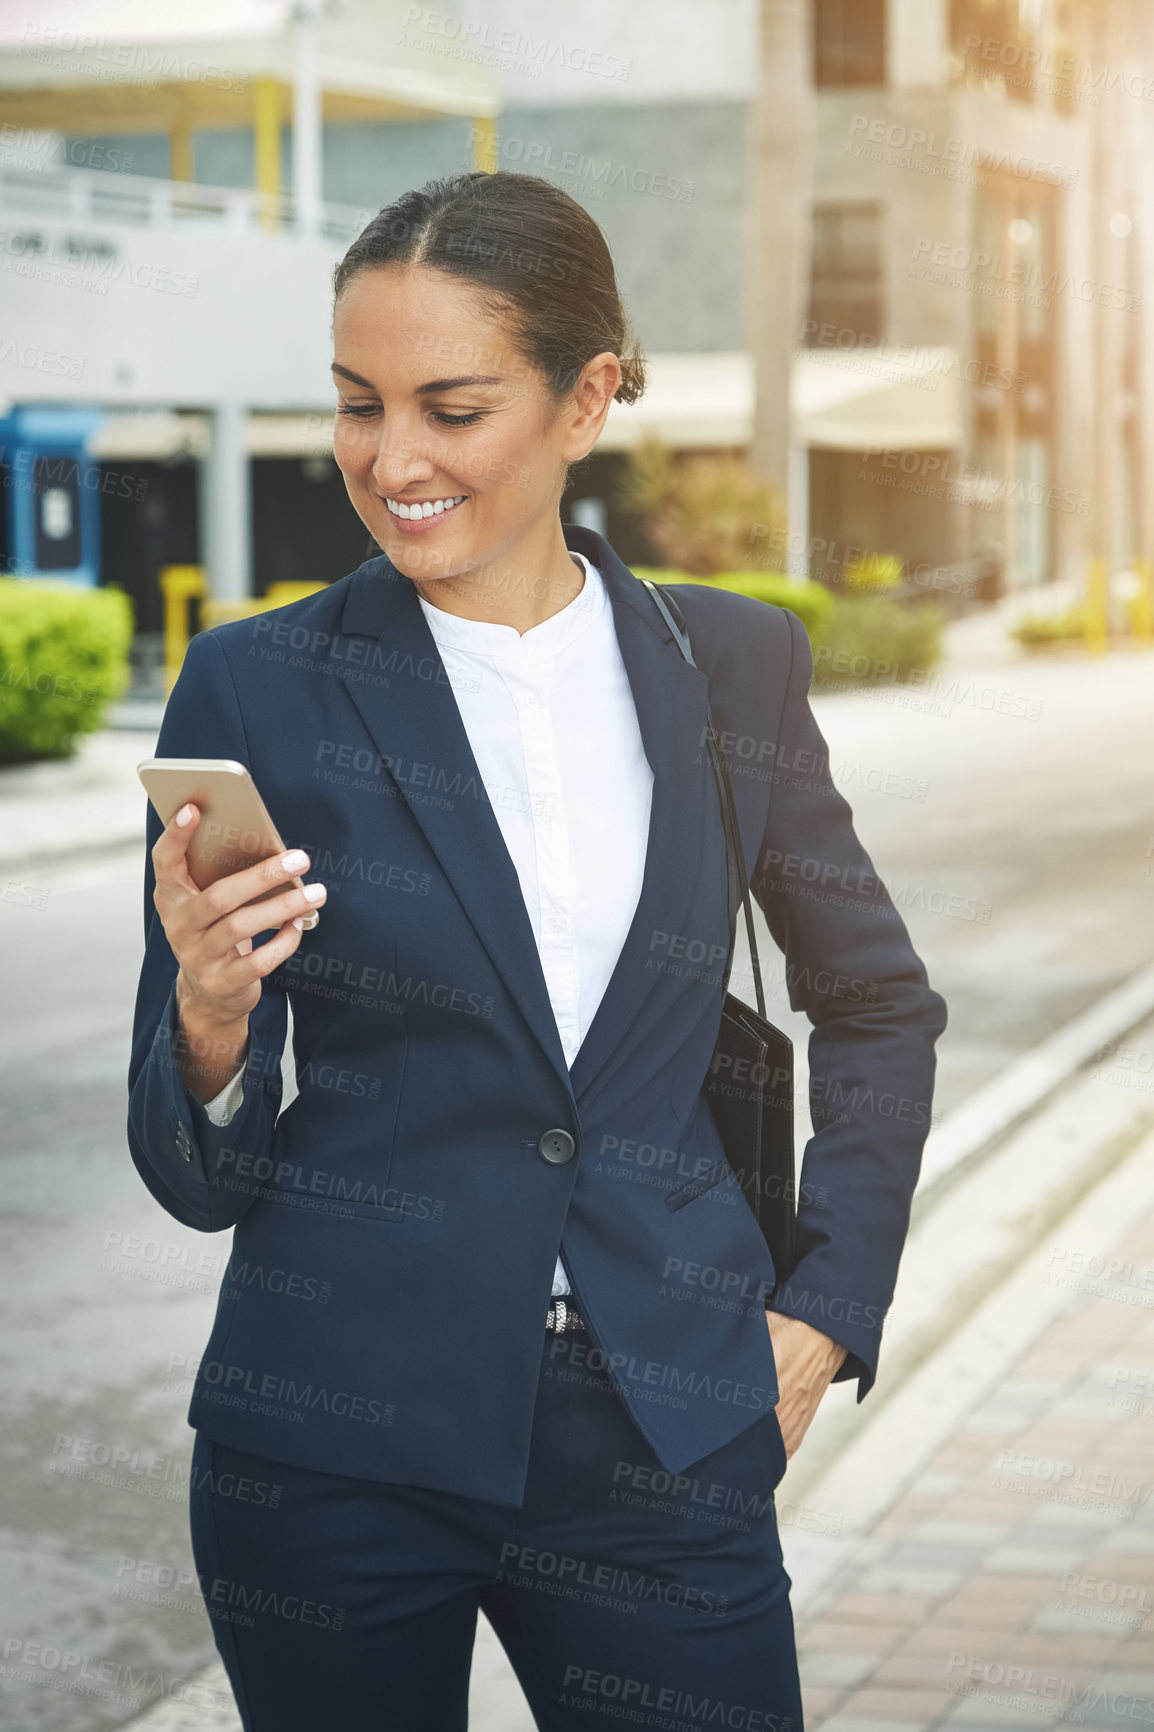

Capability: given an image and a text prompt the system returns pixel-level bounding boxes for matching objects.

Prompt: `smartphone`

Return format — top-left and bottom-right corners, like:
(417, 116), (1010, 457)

(136, 757), (320, 931)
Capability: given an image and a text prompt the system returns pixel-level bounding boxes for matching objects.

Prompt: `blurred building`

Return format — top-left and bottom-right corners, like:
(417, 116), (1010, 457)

(0, 0), (501, 679)
(0, 0), (1148, 662)
(805, 0), (1147, 604)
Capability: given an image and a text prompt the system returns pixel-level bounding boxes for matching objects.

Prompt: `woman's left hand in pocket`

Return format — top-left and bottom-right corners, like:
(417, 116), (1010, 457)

(764, 1311), (848, 1460)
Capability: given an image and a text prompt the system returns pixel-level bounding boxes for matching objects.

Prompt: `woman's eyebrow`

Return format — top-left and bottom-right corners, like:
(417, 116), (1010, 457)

(415, 374), (503, 394)
(330, 363), (503, 393)
(331, 363), (375, 387)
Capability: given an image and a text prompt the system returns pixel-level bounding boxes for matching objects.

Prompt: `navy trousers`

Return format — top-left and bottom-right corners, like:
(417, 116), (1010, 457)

(189, 1317), (803, 1731)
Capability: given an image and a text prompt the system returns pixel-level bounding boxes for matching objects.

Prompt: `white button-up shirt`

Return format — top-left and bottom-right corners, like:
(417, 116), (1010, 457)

(201, 550), (654, 1299)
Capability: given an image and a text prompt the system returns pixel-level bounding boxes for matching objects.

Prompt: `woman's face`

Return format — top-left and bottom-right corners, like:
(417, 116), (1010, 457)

(331, 263), (611, 586)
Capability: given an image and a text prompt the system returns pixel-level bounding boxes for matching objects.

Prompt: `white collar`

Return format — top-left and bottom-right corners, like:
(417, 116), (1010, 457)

(417, 551), (603, 661)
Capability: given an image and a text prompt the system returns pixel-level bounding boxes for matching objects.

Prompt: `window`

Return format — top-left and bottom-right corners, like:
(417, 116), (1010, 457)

(814, 0), (886, 88)
(950, 0), (1037, 104)
(806, 204), (884, 346)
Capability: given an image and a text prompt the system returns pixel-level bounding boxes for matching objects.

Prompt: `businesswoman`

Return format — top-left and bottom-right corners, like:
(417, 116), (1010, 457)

(128, 170), (947, 1731)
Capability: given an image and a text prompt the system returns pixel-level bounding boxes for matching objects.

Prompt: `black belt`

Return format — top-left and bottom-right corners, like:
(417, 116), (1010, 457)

(544, 1295), (586, 1335)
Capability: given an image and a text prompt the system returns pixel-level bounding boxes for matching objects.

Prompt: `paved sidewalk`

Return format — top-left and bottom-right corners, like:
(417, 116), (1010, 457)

(0, 725), (157, 871)
(794, 1199), (1154, 1729)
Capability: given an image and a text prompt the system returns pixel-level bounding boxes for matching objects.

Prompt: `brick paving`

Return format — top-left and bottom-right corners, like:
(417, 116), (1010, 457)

(795, 1203), (1154, 1730)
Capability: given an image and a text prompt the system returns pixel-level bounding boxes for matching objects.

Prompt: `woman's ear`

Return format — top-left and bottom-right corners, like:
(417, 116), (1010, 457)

(561, 352), (623, 461)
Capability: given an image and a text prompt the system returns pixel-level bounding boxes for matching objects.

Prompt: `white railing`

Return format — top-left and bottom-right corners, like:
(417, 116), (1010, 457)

(0, 160), (372, 243)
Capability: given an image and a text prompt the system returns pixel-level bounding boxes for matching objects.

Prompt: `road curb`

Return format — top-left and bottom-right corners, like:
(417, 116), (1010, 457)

(916, 956), (1154, 1200)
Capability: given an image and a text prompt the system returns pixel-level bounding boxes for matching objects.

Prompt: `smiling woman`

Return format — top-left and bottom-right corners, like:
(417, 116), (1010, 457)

(127, 167), (946, 1732)
(326, 173), (645, 627)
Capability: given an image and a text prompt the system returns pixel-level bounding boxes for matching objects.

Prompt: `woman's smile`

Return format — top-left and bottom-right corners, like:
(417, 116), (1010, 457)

(382, 492), (469, 532)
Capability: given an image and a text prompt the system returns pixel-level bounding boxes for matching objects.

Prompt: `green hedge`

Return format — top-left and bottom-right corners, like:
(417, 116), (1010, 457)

(809, 594), (945, 687)
(1009, 603), (1085, 647)
(629, 566), (944, 686)
(629, 566), (835, 639)
(0, 580), (133, 762)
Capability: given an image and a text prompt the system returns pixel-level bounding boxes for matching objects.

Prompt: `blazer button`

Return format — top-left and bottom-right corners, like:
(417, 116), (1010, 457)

(538, 1128), (576, 1166)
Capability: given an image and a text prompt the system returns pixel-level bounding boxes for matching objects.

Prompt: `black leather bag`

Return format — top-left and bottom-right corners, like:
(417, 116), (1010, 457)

(641, 581), (798, 1288)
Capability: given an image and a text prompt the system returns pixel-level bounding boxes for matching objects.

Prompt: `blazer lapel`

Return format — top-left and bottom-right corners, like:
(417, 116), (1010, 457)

(562, 526), (714, 1102)
(333, 526), (716, 1110)
(335, 558), (574, 1095)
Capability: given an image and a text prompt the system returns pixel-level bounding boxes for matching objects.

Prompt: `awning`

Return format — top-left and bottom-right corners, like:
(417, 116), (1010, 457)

(793, 345), (965, 450)
(0, 0), (499, 130)
(599, 347), (965, 453)
(89, 412), (329, 460)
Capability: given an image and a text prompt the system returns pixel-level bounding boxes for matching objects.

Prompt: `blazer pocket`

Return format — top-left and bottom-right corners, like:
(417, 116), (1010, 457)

(353, 1191), (446, 1226)
(353, 1199), (412, 1224)
(664, 1155), (733, 1213)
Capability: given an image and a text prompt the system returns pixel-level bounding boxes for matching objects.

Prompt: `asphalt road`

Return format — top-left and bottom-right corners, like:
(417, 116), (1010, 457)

(1, 643), (1152, 1727)
(0, 851), (227, 1730)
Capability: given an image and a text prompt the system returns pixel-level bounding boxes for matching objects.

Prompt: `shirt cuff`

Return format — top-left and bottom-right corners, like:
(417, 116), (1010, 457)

(198, 1060), (247, 1127)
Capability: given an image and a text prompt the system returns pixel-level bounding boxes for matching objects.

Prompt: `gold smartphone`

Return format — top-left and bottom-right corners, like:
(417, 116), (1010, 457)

(136, 756), (320, 931)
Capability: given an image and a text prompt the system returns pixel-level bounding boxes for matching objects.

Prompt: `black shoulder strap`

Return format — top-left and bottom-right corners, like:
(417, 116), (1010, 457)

(640, 580), (766, 1017)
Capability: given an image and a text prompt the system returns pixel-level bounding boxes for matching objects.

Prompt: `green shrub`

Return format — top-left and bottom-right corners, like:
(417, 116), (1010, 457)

(845, 552), (904, 591)
(629, 566), (940, 684)
(1009, 603), (1085, 647)
(630, 566), (835, 640)
(0, 580), (133, 762)
(615, 437), (787, 576)
(810, 594), (946, 687)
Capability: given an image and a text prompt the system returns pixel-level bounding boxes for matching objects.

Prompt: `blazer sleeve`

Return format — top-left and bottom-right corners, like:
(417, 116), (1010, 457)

(753, 606), (948, 1399)
(126, 629), (289, 1233)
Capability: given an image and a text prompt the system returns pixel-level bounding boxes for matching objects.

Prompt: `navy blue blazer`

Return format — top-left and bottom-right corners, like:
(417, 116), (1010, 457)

(127, 522), (947, 1506)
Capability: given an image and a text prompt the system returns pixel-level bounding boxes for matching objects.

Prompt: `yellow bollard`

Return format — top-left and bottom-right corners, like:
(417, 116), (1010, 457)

(158, 565), (206, 694)
(159, 573), (331, 691)
(1085, 556), (1108, 655)
(201, 583), (328, 630)
(472, 114), (497, 173)
(200, 599), (266, 629)
(1132, 557), (1154, 645)
(264, 581), (329, 605)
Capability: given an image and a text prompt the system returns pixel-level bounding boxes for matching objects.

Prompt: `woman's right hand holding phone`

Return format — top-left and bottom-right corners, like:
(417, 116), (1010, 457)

(151, 799), (327, 1103)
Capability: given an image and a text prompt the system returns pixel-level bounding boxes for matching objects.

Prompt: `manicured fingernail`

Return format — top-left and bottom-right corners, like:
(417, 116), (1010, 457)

(281, 849), (308, 871)
(303, 883), (326, 903)
(175, 803), (194, 826)
(292, 917), (304, 930)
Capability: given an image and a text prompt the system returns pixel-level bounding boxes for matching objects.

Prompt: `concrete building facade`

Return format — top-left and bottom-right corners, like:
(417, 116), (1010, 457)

(0, 0), (1145, 654)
